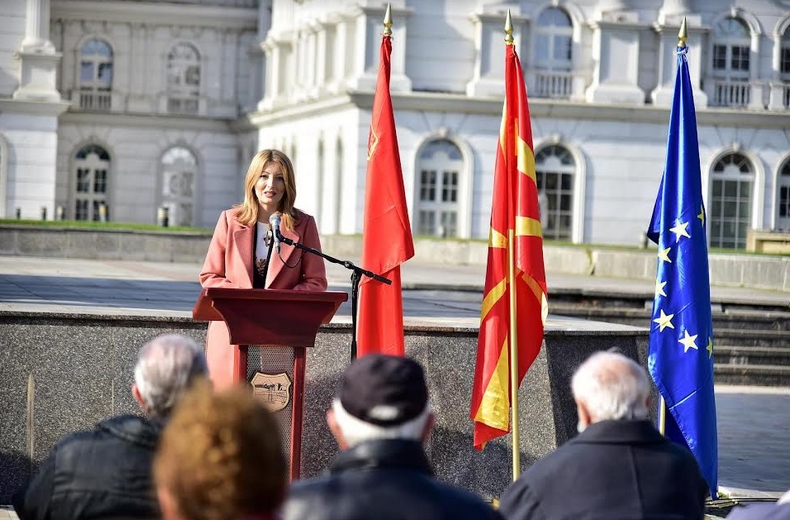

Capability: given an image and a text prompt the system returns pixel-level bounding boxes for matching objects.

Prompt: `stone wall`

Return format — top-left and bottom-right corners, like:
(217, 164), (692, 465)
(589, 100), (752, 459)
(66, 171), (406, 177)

(0, 311), (648, 502)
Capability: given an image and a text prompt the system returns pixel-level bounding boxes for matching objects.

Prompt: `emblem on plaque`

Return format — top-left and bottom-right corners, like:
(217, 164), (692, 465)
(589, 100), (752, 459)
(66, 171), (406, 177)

(250, 372), (292, 413)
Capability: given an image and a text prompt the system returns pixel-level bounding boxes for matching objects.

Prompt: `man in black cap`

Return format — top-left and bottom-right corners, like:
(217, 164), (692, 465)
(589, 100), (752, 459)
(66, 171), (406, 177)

(283, 354), (503, 520)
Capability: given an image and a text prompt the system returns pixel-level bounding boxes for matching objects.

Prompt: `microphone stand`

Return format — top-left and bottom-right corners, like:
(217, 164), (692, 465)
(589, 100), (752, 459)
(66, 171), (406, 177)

(276, 234), (391, 361)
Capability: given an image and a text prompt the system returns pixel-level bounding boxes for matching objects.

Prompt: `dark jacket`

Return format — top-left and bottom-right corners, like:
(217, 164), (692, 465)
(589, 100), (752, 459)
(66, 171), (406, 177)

(13, 414), (162, 520)
(498, 420), (709, 520)
(283, 439), (503, 520)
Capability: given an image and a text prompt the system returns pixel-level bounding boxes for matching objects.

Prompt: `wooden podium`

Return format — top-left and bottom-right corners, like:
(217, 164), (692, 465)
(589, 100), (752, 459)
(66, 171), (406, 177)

(193, 287), (347, 479)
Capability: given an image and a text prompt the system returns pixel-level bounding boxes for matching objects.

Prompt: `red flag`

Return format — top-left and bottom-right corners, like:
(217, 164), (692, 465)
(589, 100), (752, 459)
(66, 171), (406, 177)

(357, 34), (415, 357)
(470, 43), (548, 449)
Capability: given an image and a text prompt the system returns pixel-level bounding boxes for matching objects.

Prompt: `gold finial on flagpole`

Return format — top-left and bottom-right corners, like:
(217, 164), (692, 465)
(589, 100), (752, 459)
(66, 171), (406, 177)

(678, 17), (688, 49)
(505, 9), (514, 45)
(383, 3), (393, 37)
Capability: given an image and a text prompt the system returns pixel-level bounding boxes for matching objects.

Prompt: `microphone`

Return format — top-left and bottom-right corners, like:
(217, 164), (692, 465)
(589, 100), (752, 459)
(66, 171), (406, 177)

(269, 213), (282, 254)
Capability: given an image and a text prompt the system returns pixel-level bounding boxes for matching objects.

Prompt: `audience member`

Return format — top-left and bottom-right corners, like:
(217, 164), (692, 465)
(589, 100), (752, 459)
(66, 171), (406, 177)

(283, 353), (503, 520)
(154, 381), (287, 520)
(13, 333), (208, 520)
(498, 350), (709, 520)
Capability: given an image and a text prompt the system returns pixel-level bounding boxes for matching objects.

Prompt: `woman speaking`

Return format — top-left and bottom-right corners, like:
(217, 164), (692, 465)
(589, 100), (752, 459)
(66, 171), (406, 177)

(199, 149), (327, 388)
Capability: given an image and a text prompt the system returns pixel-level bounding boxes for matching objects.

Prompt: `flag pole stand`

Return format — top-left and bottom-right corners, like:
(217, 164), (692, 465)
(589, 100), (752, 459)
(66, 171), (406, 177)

(508, 228), (521, 480)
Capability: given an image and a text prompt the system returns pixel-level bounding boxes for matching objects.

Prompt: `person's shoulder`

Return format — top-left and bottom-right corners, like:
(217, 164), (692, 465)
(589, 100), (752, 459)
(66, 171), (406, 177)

(282, 476), (339, 520)
(292, 208), (315, 221)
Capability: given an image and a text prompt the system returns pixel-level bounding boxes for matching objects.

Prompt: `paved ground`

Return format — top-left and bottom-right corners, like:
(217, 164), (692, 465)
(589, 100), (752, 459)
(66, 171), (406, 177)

(1, 255), (790, 504)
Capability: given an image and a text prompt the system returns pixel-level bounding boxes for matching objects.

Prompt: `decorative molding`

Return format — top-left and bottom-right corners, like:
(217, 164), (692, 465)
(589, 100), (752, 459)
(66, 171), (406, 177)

(60, 111), (234, 132)
(0, 99), (71, 116)
(51, 1), (257, 30)
(248, 90), (790, 130)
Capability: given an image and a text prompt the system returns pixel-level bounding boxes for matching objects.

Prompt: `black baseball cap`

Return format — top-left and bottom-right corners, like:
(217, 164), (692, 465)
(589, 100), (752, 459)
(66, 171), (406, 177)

(338, 354), (428, 427)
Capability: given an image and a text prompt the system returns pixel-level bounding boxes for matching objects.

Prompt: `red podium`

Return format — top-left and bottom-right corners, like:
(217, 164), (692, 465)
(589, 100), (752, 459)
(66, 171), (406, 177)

(193, 287), (347, 479)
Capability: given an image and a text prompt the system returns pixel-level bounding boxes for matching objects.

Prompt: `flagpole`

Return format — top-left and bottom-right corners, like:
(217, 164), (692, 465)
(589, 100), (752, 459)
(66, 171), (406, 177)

(657, 18), (687, 439)
(504, 10), (521, 481)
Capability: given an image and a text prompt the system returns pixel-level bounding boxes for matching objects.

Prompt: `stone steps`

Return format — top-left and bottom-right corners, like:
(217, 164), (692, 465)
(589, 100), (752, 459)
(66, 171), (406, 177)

(549, 304), (790, 386)
(714, 364), (790, 386)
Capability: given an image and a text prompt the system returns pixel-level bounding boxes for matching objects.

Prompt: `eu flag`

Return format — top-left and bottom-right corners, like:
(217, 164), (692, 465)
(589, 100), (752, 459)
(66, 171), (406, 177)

(647, 42), (718, 498)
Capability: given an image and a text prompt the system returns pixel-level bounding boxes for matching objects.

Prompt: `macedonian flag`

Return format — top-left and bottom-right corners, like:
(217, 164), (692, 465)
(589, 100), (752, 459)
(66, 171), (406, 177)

(470, 39), (548, 449)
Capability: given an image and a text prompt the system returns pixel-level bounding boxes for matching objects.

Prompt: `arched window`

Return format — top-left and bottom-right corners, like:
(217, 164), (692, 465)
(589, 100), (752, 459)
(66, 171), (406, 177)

(415, 139), (463, 237)
(79, 39), (113, 111)
(160, 147), (197, 227)
(778, 159), (790, 231)
(167, 43), (201, 114)
(535, 145), (575, 240)
(73, 145), (110, 221)
(533, 8), (573, 98)
(709, 152), (754, 249)
(711, 17), (751, 107)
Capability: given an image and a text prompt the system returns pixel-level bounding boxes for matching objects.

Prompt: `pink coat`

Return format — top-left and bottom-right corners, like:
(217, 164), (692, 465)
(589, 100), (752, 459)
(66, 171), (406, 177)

(199, 208), (328, 388)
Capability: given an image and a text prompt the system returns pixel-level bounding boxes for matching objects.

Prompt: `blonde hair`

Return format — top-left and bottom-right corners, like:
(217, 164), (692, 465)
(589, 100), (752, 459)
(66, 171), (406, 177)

(235, 149), (298, 230)
(153, 382), (287, 520)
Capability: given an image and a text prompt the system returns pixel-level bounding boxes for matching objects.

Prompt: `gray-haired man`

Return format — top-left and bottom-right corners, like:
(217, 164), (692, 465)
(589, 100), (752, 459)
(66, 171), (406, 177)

(14, 334), (208, 520)
(499, 350), (709, 520)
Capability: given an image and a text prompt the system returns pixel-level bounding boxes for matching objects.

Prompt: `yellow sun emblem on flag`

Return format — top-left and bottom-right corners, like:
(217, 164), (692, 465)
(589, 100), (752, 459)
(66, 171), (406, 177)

(367, 126), (379, 161)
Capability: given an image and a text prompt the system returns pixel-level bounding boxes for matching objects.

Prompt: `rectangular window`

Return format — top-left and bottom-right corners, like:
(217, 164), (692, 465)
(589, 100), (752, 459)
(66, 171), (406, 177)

(782, 48), (790, 74)
(75, 199), (89, 220)
(731, 46), (750, 71)
(93, 169), (107, 194)
(97, 63), (113, 88)
(420, 170), (436, 201)
(553, 36), (572, 62)
(76, 168), (90, 192)
(713, 45), (727, 70)
(80, 62), (94, 83)
(535, 35), (550, 63)
(441, 171), (458, 202)
(418, 210), (435, 235)
(439, 211), (457, 237)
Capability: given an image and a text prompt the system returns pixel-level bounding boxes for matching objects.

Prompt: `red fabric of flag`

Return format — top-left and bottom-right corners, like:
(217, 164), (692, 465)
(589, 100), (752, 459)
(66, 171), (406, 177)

(357, 35), (415, 357)
(470, 43), (548, 449)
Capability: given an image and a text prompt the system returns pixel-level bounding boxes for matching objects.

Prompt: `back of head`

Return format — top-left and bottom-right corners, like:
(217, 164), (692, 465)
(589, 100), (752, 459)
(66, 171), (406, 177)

(332, 354), (432, 447)
(571, 350), (651, 423)
(134, 334), (208, 420)
(154, 382), (287, 520)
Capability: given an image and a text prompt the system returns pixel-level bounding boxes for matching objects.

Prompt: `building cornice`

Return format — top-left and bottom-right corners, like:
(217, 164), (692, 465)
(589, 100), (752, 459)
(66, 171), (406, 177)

(51, 1), (258, 29)
(61, 111), (234, 131)
(0, 99), (71, 116)
(247, 90), (790, 130)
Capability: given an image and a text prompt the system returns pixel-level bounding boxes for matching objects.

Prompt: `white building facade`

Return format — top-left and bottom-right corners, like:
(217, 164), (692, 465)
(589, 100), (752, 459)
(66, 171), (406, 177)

(1, 0), (789, 249)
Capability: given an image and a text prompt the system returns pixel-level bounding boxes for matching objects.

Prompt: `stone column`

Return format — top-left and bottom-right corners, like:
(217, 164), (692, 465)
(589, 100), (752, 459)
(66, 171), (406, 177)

(584, 12), (645, 105)
(650, 16), (708, 108)
(466, 8), (525, 98)
(14, 0), (62, 102)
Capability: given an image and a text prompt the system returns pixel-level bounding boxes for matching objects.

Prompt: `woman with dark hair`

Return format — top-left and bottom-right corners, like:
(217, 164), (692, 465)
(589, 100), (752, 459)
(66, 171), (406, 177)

(200, 149), (327, 388)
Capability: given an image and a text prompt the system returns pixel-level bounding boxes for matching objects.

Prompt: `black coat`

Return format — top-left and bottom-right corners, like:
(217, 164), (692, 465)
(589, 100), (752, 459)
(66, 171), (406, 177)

(498, 420), (708, 520)
(13, 414), (162, 520)
(283, 439), (503, 520)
